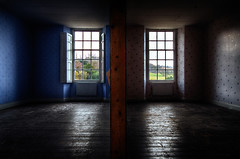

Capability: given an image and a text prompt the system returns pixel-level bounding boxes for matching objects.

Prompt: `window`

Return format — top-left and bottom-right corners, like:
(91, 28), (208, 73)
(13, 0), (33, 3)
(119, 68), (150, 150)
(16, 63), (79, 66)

(73, 30), (104, 82)
(60, 32), (73, 83)
(147, 30), (175, 81)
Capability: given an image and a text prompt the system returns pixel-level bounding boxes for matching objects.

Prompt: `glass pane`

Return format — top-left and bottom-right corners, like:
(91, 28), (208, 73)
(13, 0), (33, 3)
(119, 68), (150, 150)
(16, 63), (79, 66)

(75, 70), (82, 80)
(83, 60), (91, 69)
(84, 32), (91, 40)
(166, 51), (174, 59)
(158, 32), (165, 40)
(149, 60), (157, 69)
(92, 51), (99, 59)
(92, 60), (99, 69)
(158, 41), (164, 49)
(158, 69), (165, 80)
(149, 70), (157, 80)
(92, 70), (99, 79)
(149, 41), (156, 49)
(158, 51), (165, 59)
(149, 51), (157, 59)
(75, 31), (82, 40)
(83, 70), (91, 79)
(166, 32), (173, 40)
(149, 32), (156, 40)
(75, 41), (82, 49)
(74, 60), (83, 70)
(158, 60), (165, 69)
(166, 41), (173, 49)
(83, 51), (91, 59)
(92, 41), (99, 49)
(75, 51), (82, 59)
(83, 41), (91, 49)
(166, 60), (174, 69)
(166, 69), (174, 80)
(92, 32), (99, 40)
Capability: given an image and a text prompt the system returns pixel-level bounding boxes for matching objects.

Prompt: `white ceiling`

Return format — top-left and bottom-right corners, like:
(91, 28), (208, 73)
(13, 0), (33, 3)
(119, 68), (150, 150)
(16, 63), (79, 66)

(0, 0), (235, 29)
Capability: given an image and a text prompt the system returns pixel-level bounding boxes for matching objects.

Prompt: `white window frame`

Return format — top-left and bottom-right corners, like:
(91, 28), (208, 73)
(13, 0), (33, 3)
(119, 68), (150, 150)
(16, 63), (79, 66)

(60, 32), (73, 83)
(73, 29), (104, 83)
(146, 29), (176, 83)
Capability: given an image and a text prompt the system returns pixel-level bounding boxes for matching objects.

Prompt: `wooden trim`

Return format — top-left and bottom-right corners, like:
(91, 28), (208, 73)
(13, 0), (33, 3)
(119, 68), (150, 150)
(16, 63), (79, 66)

(210, 100), (240, 111)
(110, 3), (126, 159)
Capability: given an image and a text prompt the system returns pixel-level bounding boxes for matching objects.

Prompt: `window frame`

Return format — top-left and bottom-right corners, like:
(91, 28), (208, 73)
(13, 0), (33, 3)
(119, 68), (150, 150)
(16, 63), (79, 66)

(72, 28), (104, 83)
(146, 29), (176, 83)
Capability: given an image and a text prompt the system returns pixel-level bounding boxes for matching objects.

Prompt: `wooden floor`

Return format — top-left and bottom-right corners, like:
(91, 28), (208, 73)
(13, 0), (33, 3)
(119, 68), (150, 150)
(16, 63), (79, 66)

(0, 102), (110, 159)
(1, 102), (240, 158)
(127, 102), (240, 159)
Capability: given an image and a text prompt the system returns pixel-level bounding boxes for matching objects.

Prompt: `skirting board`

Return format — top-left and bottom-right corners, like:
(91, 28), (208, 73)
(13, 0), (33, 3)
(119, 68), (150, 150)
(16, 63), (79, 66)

(0, 100), (30, 111)
(0, 98), (67, 111)
(0, 97), (108, 111)
(211, 100), (240, 111)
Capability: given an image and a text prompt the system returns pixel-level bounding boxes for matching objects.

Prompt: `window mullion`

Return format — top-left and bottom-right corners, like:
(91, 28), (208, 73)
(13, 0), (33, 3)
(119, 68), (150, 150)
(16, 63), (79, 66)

(82, 32), (84, 79)
(100, 32), (102, 82)
(90, 32), (92, 80)
(156, 32), (158, 80)
(164, 32), (167, 80)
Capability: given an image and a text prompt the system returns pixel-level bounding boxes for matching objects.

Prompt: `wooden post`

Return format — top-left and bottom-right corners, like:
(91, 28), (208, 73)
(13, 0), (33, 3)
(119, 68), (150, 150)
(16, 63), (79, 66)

(110, 2), (126, 159)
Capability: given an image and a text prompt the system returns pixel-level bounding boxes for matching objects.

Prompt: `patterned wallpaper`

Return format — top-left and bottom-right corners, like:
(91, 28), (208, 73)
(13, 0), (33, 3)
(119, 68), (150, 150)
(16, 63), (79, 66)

(176, 26), (205, 101)
(184, 26), (204, 101)
(126, 26), (145, 100)
(206, 17), (240, 106)
(177, 28), (185, 99)
(0, 10), (32, 105)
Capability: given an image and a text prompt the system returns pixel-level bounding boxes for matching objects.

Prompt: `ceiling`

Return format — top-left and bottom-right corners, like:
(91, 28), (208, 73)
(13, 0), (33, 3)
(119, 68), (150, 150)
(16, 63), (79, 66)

(0, 0), (236, 29)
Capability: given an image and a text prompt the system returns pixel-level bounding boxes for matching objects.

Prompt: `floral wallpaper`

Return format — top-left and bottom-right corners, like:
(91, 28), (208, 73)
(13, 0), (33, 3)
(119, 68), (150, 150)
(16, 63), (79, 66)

(206, 16), (240, 106)
(126, 26), (145, 100)
(184, 26), (204, 101)
(177, 25), (205, 101)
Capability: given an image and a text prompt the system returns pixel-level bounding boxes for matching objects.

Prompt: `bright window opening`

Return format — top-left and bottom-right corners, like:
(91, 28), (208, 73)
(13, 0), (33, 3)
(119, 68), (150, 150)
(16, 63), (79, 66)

(73, 30), (104, 82)
(147, 30), (175, 81)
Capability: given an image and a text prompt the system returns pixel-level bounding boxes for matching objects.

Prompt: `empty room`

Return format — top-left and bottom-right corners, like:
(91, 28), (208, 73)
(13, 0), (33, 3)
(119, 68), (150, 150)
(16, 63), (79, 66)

(1, 0), (240, 159)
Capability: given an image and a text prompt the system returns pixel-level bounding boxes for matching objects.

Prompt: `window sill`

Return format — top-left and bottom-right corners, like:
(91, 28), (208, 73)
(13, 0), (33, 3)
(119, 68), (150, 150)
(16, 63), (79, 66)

(74, 80), (100, 84)
(149, 80), (175, 84)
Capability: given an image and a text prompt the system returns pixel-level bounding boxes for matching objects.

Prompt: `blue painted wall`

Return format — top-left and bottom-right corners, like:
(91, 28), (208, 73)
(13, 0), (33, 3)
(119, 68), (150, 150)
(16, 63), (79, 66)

(0, 8), (110, 104)
(33, 25), (64, 99)
(0, 9), (32, 105)
(33, 25), (110, 100)
(103, 26), (111, 99)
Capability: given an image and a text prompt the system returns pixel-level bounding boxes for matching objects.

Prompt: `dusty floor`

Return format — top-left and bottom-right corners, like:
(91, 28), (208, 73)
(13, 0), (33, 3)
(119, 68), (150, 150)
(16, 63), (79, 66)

(127, 102), (240, 159)
(0, 102), (240, 158)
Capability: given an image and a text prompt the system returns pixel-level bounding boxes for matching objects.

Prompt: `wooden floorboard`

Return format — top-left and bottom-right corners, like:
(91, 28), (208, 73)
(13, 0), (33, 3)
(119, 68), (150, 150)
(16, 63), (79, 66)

(0, 102), (110, 159)
(127, 102), (240, 159)
(1, 102), (240, 158)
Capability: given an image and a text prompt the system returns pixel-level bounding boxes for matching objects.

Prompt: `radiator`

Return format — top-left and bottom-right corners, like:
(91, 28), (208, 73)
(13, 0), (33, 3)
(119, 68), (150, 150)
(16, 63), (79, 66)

(76, 83), (97, 96)
(151, 83), (173, 96)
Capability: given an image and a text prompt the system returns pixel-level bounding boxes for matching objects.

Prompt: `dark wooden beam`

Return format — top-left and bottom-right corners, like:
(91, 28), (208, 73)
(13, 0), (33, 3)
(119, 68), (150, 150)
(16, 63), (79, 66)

(110, 3), (126, 159)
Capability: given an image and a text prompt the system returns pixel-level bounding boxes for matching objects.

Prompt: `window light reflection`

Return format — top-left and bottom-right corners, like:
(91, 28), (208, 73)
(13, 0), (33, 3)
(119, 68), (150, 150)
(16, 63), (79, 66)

(144, 105), (181, 156)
